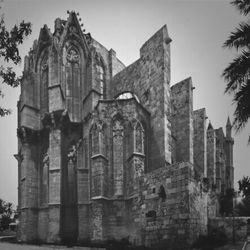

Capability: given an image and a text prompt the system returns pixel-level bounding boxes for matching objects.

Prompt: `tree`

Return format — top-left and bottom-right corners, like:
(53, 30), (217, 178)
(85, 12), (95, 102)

(0, 198), (15, 230)
(222, 0), (250, 141)
(0, 6), (32, 116)
(235, 176), (250, 216)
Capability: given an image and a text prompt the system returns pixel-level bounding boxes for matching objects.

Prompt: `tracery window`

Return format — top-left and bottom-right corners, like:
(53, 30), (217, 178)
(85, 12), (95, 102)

(134, 122), (145, 154)
(65, 47), (80, 97)
(64, 46), (81, 121)
(40, 53), (48, 113)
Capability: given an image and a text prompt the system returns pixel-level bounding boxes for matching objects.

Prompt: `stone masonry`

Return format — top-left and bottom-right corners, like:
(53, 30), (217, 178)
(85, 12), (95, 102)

(16, 11), (234, 247)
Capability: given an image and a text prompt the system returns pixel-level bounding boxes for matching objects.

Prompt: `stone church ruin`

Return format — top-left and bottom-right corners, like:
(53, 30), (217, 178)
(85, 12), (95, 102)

(16, 11), (234, 246)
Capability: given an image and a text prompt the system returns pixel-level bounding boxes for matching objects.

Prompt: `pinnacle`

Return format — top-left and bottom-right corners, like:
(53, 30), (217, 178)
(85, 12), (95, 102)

(226, 116), (232, 127)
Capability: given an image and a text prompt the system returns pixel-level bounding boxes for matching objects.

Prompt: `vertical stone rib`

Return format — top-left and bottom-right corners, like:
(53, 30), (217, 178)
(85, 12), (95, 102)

(47, 128), (61, 243)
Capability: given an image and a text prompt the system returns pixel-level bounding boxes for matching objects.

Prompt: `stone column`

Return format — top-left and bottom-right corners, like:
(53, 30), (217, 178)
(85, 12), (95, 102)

(77, 138), (91, 241)
(47, 127), (61, 243)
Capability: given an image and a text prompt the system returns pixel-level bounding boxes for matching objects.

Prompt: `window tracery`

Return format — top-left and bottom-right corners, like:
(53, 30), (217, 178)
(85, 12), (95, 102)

(40, 53), (48, 113)
(63, 45), (81, 121)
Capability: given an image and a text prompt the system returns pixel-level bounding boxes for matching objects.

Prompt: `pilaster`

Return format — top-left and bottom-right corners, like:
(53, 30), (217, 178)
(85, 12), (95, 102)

(17, 126), (39, 242)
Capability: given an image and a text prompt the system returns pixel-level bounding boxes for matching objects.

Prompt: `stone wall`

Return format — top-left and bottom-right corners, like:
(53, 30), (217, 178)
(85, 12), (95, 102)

(171, 77), (194, 164)
(207, 124), (216, 189)
(131, 162), (207, 246)
(17, 11), (235, 248)
(193, 108), (207, 179)
(111, 25), (172, 168)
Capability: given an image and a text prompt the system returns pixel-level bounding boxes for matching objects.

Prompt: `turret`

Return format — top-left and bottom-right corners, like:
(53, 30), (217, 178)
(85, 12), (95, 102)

(225, 117), (234, 189)
(226, 116), (232, 138)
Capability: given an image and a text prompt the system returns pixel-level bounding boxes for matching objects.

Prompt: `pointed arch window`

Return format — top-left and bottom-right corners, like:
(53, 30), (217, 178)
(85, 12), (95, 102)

(65, 47), (80, 97)
(40, 53), (48, 113)
(64, 46), (81, 121)
(134, 121), (145, 154)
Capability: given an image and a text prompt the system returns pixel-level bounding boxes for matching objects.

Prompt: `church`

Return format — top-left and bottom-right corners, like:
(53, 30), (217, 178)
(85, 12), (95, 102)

(16, 11), (234, 247)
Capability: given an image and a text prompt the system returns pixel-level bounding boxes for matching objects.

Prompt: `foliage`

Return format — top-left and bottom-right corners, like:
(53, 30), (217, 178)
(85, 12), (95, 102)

(235, 176), (250, 216)
(0, 198), (15, 230)
(219, 188), (235, 216)
(238, 176), (250, 197)
(235, 195), (250, 216)
(222, 0), (250, 140)
(0, 6), (32, 116)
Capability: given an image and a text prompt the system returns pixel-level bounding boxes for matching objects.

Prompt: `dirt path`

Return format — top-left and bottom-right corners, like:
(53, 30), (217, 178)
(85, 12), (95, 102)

(0, 242), (104, 250)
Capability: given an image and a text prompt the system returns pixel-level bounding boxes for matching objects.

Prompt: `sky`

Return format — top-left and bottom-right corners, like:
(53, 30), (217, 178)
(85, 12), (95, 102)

(0, 0), (249, 206)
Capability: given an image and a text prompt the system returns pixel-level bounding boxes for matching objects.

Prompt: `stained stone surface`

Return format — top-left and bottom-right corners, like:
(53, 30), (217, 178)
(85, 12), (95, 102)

(16, 11), (234, 247)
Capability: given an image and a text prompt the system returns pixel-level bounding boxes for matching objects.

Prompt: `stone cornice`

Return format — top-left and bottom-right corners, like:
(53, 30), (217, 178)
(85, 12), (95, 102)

(19, 103), (39, 113)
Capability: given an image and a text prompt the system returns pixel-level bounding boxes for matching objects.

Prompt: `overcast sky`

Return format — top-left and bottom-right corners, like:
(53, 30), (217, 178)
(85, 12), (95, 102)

(0, 0), (249, 205)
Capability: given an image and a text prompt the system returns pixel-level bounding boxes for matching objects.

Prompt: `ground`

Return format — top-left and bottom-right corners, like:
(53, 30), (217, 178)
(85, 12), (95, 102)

(0, 242), (104, 250)
(0, 241), (248, 250)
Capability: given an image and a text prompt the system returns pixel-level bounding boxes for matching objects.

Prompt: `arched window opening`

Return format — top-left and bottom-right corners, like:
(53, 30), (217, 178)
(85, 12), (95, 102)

(64, 46), (81, 121)
(116, 92), (140, 103)
(158, 185), (166, 202)
(134, 122), (145, 154)
(65, 47), (80, 97)
(40, 53), (48, 113)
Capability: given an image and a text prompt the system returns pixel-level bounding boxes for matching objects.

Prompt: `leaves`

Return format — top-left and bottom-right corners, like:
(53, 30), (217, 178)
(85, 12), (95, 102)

(231, 0), (250, 15)
(223, 0), (250, 133)
(223, 21), (250, 50)
(0, 14), (32, 116)
(238, 176), (250, 197)
(222, 50), (250, 93)
(0, 18), (32, 64)
(0, 198), (15, 230)
(233, 80), (250, 132)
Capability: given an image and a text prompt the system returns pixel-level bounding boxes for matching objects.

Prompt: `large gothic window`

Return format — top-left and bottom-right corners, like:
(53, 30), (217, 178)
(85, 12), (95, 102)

(113, 119), (124, 196)
(65, 46), (81, 121)
(40, 53), (48, 113)
(134, 121), (145, 154)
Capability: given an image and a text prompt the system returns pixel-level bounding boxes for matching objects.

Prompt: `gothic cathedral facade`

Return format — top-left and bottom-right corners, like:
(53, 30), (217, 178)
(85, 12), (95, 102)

(16, 12), (234, 246)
